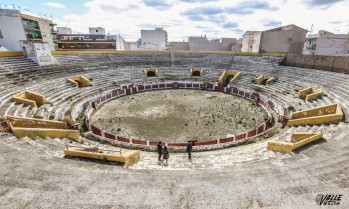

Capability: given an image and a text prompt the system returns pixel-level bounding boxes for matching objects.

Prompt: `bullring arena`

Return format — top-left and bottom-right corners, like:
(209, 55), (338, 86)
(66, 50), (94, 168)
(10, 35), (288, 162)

(0, 51), (348, 208)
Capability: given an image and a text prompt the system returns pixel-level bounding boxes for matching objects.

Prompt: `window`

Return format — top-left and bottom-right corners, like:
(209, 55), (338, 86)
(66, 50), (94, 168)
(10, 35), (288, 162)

(0, 29), (3, 38)
(42, 32), (46, 37)
(96, 30), (98, 32)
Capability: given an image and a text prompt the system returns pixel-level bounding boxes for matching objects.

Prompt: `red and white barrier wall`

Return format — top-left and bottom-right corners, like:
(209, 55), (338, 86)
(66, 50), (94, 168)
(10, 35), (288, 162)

(71, 81), (286, 151)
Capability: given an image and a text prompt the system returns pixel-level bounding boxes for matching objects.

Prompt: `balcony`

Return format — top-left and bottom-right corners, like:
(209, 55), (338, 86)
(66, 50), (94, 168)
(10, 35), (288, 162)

(306, 44), (316, 50)
(26, 34), (42, 40)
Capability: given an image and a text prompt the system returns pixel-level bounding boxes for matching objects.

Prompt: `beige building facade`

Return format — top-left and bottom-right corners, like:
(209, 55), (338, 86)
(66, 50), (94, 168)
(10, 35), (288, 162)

(0, 9), (57, 51)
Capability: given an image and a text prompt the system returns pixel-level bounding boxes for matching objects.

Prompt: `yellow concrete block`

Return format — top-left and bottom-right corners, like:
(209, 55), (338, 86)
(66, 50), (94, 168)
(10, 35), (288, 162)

(267, 131), (323, 153)
(287, 103), (343, 126)
(218, 70), (241, 87)
(6, 116), (80, 140)
(298, 87), (323, 101)
(63, 146), (140, 168)
(0, 51), (24, 57)
(11, 90), (45, 107)
(67, 76), (91, 88)
(255, 75), (276, 85)
(144, 68), (158, 77)
(190, 68), (203, 77)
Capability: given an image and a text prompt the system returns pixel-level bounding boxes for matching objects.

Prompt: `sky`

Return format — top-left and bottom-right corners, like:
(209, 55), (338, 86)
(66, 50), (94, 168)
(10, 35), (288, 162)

(1, 0), (349, 41)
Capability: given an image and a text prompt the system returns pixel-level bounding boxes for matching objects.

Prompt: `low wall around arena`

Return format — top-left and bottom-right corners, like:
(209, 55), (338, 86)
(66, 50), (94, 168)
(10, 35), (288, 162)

(285, 54), (349, 74)
(71, 81), (287, 152)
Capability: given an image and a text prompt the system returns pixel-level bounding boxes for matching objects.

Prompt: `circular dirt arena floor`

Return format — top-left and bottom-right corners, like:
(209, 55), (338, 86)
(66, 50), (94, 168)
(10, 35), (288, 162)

(91, 89), (268, 142)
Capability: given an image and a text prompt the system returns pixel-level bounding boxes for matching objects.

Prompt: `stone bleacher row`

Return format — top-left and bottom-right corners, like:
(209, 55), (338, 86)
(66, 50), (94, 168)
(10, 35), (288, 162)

(0, 53), (348, 208)
(0, 54), (348, 146)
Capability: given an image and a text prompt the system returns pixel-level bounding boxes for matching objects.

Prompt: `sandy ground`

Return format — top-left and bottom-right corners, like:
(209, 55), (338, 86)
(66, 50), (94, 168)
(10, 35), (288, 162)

(91, 89), (268, 142)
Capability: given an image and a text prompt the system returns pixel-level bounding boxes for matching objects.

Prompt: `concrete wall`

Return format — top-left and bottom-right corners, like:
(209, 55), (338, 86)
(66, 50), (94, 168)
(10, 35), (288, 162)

(315, 33), (349, 56)
(141, 29), (167, 50)
(20, 41), (54, 65)
(89, 27), (105, 35)
(260, 27), (307, 54)
(0, 9), (26, 51)
(285, 53), (349, 74)
(169, 42), (190, 50)
(241, 31), (262, 53)
(188, 37), (238, 51)
(57, 27), (72, 34)
(260, 31), (291, 53)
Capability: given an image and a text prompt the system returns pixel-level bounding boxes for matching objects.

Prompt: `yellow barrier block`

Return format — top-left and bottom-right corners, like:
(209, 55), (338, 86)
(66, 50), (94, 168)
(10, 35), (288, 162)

(0, 51), (24, 57)
(298, 87), (323, 101)
(267, 131), (323, 153)
(218, 70), (241, 87)
(255, 75), (277, 85)
(287, 103), (343, 126)
(144, 68), (158, 77)
(63, 146), (140, 168)
(67, 76), (91, 88)
(6, 116), (80, 140)
(190, 68), (203, 77)
(11, 90), (45, 107)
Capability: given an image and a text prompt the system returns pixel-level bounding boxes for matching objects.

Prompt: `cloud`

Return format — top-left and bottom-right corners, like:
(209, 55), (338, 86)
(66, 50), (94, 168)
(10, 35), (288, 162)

(225, 1), (278, 15)
(187, 15), (206, 21)
(100, 5), (124, 13)
(182, 1), (278, 18)
(222, 22), (239, 29)
(143, 0), (173, 10)
(42, 2), (65, 8)
(180, 0), (218, 2)
(305, 0), (347, 9)
(182, 7), (223, 16)
(263, 20), (281, 28)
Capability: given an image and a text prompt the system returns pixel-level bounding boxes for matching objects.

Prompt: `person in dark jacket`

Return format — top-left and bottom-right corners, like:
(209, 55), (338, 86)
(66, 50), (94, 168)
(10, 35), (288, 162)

(163, 146), (169, 165)
(157, 141), (163, 161)
(187, 141), (192, 160)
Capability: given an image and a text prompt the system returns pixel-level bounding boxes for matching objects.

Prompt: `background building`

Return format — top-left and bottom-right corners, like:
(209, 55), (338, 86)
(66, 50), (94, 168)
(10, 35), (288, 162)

(57, 27), (72, 35)
(241, 31), (262, 53)
(0, 9), (57, 51)
(57, 27), (124, 50)
(169, 36), (241, 52)
(304, 30), (349, 56)
(140, 28), (168, 50)
(242, 24), (307, 54)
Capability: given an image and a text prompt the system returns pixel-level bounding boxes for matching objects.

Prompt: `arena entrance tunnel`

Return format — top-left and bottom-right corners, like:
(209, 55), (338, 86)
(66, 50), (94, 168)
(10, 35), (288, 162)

(144, 68), (158, 77)
(67, 76), (91, 88)
(255, 75), (277, 85)
(218, 71), (241, 87)
(190, 68), (202, 77)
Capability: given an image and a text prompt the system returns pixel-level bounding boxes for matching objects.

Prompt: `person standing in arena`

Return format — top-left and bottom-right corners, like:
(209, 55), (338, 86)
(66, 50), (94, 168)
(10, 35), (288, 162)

(187, 141), (192, 160)
(163, 146), (169, 165)
(157, 141), (163, 162)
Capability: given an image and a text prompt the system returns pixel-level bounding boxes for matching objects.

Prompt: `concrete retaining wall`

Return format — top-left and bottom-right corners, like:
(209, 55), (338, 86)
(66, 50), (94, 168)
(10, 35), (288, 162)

(286, 54), (349, 74)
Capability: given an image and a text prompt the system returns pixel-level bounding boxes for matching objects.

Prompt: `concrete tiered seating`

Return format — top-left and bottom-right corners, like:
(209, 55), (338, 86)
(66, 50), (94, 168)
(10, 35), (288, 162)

(0, 53), (349, 208)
